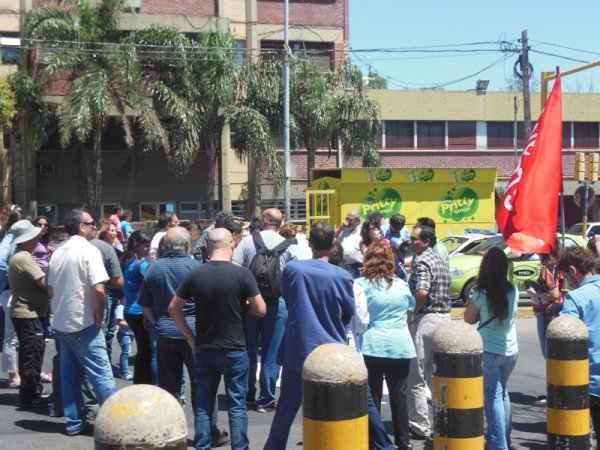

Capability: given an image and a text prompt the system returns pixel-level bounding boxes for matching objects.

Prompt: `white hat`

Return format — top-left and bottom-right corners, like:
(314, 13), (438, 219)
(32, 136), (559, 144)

(11, 220), (42, 245)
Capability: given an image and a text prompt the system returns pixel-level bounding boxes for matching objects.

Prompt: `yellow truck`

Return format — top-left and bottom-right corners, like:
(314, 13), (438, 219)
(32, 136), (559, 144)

(306, 167), (497, 236)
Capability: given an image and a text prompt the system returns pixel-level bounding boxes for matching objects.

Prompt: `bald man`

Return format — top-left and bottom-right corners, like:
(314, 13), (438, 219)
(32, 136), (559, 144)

(233, 208), (299, 412)
(139, 227), (228, 447)
(170, 228), (266, 450)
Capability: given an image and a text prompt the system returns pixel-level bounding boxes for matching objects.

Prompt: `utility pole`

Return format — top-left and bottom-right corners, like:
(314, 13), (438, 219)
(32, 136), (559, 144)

(521, 29), (532, 138)
(283, 0), (291, 222)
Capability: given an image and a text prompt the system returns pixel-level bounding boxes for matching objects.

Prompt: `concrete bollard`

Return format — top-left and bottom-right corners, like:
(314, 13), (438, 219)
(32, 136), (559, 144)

(302, 343), (369, 450)
(432, 321), (484, 450)
(546, 316), (590, 449)
(94, 384), (188, 449)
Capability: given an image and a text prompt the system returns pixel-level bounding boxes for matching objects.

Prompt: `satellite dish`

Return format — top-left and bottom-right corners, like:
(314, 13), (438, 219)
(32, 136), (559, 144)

(574, 186), (596, 208)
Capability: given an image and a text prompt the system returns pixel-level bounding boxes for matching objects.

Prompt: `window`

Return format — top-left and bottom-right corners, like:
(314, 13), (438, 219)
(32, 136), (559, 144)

(563, 122), (572, 149)
(139, 202), (176, 221)
(384, 121), (413, 149)
(574, 122), (599, 149)
(261, 200), (306, 221)
(487, 122), (514, 149)
(235, 40), (245, 68)
(448, 121), (476, 149)
(261, 40), (334, 71)
(0, 36), (20, 65)
(231, 201), (247, 218)
(179, 202), (201, 221)
(37, 204), (57, 225)
(417, 121), (445, 148)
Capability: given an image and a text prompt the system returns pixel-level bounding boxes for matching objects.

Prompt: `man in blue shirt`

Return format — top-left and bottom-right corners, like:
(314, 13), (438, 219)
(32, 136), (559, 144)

(138, 227), (229, 448)
(263, 222), (395, 450)
(558, 246), (600, 445)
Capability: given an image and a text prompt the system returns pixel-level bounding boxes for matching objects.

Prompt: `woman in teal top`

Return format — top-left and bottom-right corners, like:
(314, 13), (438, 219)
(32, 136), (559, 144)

(464, 247), (519, 450)
(356, 244), (416, 450)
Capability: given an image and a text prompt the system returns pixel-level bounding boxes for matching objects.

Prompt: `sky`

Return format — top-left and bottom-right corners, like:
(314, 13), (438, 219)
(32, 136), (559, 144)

(349, 0), (600, 92)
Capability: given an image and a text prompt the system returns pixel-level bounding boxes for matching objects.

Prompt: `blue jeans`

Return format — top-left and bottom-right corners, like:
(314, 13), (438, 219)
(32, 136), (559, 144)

(263, 367), (394, 450)
(194, 347), (249, 450)
(247, 297), (287, 408)
(55, 325), (116, 433)
(535, 313), (549, 359)
(103, 288), (119, 362)
(483, 352), (518, 450)
(117, 326), (133, 377)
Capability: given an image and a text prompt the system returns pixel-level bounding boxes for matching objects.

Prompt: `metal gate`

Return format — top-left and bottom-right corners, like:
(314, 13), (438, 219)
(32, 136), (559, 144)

(305, 189), (337, 235)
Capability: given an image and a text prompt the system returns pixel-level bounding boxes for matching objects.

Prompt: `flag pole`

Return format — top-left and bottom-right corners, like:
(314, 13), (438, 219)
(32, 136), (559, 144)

(560, 192), (565, 244)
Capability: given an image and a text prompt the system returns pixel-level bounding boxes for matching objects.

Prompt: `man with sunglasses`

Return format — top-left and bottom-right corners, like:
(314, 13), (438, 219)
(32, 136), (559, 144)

(47, 209), (116, 436)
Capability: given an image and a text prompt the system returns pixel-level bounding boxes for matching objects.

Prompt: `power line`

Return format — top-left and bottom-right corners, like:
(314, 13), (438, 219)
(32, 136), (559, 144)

(528, 48), (590, 64)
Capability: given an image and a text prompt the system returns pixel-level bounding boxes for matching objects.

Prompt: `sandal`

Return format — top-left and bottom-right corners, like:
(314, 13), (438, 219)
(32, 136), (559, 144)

(40, 372), (52, 383)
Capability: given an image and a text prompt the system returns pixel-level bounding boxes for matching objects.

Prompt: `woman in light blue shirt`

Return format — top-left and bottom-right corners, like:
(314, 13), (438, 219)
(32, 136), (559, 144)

(465, 247), (518, 450)
(356, 244), (416, 450)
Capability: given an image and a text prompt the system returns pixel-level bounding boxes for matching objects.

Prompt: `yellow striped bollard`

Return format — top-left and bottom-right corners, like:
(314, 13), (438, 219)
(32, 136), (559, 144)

(94, 385), (187, 449)
(432, 321), (484, 450)
(546, 316), (590, 449)
(302, 343), (369, 450)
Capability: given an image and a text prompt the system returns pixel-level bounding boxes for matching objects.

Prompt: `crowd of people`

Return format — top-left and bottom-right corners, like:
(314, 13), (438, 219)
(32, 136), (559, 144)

(1, 203), (600, 450)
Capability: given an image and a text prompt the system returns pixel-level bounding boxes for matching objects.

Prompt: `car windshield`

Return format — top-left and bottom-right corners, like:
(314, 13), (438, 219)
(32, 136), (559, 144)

(567, 224), (583, 235)
(440, 236), (467, 253)
(464, 235), (507, 256)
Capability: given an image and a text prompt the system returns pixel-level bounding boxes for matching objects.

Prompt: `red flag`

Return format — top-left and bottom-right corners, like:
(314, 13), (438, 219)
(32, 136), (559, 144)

(496, 70), (562, 254)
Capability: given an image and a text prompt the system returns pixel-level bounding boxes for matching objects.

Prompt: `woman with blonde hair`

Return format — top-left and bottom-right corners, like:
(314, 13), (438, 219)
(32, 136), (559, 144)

(356, 243), (415, 450)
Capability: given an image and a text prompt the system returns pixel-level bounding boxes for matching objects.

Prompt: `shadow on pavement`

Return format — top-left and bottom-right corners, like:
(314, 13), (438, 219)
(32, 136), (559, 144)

(510, 391), (538, 405)
(518, 442), (546, 449)
(14, 419), (65, 434)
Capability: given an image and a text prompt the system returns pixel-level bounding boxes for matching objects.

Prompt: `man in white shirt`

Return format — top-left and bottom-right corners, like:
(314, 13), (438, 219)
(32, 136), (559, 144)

(334, 210), (363, 277)
(47, 209), (116, 436)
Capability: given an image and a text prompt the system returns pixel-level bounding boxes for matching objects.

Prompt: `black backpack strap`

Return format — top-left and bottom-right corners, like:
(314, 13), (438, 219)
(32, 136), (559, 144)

(252, 232), (267, 250)
(272, 238), (291, 254)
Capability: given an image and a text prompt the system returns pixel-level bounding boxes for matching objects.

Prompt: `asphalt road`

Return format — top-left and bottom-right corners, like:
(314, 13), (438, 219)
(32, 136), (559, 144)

(0, 317), (561, 449)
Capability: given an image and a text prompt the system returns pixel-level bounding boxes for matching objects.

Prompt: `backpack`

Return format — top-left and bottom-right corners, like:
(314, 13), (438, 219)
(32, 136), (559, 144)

(248, 233), (291, 303)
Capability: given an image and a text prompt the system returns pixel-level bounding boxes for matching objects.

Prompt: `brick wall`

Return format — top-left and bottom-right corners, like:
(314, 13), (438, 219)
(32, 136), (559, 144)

(139, 0), (216, 15)
(257, 0), (346, 28)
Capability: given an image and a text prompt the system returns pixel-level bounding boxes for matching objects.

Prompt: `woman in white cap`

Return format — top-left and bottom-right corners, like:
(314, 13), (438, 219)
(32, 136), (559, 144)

(8, 220), (50, 407)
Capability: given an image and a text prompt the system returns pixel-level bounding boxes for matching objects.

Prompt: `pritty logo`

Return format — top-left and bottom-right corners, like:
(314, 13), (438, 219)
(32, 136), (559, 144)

(360, 187), (402, 218)
(438, 187), (479, 222)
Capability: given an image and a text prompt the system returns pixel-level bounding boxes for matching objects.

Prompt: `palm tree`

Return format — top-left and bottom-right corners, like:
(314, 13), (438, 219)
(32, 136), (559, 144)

(289, 58), (381, 185)
(0, 76), (16, 204)
(22, 0), (170, 219)
(134, 28), (282, 218)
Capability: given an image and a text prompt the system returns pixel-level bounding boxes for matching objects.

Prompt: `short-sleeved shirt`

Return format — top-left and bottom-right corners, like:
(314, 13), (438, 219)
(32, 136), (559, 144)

(121, 220), (133, 240)
(9, 249), (48, 319)
(472, 285), (519, 356)
(138, 252), (200, 339)
(176, 260), (259, 349)
(409, 247), (451, 314)
(339, 226), (363, 265)
(279, 259), (356, 373)
(560, 275), (600, 397)
(0, 233), (16, 292)
(233, 230), (299, 272)
(90, 239), (122, 280)
(123, 258), (150, 315)
(48, 235), (109, 333)
(356, 277), (416, 360)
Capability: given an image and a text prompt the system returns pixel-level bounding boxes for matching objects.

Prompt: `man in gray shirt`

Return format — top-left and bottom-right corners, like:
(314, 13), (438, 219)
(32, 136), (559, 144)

(232, 208), (299, 412)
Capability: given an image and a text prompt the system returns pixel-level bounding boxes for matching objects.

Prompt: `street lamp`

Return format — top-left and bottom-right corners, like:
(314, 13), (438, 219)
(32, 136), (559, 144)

(475, 79), (489, 93)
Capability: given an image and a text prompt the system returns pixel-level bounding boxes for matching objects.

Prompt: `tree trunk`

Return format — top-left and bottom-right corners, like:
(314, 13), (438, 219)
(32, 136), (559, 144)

(91, 123), (103, 221)
(125, 143), (136, 208)
(0, 130), (11, 205)
(205, 146), (218, 219)
(307, 146), (317, 186)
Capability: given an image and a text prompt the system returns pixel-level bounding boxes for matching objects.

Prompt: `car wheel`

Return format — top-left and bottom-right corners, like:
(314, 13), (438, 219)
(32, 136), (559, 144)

(460, 279), (477, 304)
